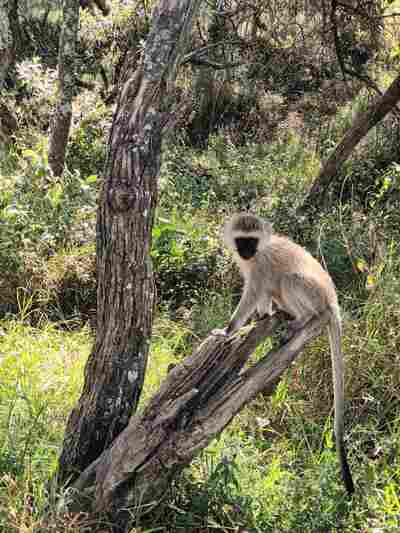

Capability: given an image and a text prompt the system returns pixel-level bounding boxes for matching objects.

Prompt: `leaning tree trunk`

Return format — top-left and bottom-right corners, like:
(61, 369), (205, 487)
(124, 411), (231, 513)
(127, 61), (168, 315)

(300, 73), (400, 213)
(0, 1), (17, 150)
(48, 0), (80, 177)
(67, 312), (331, 529)
(0, 0), (14, 89)
(57, 0), (202, 485)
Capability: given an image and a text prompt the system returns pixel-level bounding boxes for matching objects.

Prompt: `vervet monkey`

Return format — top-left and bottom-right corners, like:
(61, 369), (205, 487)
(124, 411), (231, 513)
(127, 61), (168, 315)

(214, 213), (354, 495)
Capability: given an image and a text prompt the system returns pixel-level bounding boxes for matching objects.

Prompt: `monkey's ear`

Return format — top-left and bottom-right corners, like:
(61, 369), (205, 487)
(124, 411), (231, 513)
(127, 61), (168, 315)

(222, 218), (235, 250)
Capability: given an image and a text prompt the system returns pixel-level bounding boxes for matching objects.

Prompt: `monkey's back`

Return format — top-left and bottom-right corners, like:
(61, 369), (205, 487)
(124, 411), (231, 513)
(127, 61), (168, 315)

(259, 234), (338, 305)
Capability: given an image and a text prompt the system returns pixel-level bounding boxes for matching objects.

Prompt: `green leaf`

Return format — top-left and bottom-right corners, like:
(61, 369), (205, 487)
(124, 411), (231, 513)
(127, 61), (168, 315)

(85, 174), (97, 184)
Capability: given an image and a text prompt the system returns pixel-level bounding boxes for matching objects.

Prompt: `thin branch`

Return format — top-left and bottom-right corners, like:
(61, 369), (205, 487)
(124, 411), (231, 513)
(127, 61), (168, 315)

(187, 57), (245, 69)
(331, 0), (347, 82)
(330, 0), (400, 117)
(182, 39), (243, 63)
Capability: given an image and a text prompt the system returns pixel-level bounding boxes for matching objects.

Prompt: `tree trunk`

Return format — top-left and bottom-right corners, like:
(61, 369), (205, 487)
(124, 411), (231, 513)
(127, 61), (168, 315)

(57, 0), (202, 486)
(0, 0), (14, 89)
(48, 0), (80, 177)
(0, 1), (16, 152)
(67, 312), (330, 527)
(300, 73), (400, 213)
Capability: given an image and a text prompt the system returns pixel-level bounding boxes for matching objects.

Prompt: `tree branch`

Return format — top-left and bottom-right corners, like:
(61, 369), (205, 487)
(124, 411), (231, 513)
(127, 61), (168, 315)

(299, 73), (400, 213)
(182, 39), (243, 65)
(331, 0), (347, 82)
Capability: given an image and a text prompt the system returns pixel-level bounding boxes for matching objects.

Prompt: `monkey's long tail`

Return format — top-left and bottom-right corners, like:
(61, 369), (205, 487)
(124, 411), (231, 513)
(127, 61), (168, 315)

(327, 307), (354, 496)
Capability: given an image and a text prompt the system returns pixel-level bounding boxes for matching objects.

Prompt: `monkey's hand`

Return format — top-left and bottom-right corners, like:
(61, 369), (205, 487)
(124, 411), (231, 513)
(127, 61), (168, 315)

(211, 328), (229, 337)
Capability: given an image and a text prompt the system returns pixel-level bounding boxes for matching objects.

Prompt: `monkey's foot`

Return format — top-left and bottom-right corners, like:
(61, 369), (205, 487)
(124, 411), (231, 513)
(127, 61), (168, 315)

(289, 317), (309, 331)
(283, 317), (310, 342)
(256, 311), (275, 321)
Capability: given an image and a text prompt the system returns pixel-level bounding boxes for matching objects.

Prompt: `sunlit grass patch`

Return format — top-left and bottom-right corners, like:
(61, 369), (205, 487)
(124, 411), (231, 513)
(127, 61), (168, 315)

(0, 319), (91, 465)
(0, 319), (91, 529)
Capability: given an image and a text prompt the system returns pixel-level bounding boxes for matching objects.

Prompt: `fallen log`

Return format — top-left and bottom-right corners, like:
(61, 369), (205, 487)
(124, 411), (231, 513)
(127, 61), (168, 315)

(66, 310), (329, 523)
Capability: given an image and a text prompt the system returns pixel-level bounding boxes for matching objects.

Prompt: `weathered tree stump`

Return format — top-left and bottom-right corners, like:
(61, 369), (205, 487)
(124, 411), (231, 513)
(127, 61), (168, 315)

(68, 310), (330, 521)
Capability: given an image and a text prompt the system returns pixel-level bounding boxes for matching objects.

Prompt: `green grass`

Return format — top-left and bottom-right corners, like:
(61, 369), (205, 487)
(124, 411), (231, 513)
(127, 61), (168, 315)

(2, 162), (400, 531)
(2, 282), (399, 532)
(0, 320), (90, 532)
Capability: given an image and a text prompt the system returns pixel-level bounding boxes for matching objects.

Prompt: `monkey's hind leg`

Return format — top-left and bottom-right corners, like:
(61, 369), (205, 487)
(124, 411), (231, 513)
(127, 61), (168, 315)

(280, 273), (323, 340)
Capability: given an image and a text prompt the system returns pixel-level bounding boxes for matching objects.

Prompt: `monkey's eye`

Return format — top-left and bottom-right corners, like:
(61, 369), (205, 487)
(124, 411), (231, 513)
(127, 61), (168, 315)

(235, 237), (258, 260)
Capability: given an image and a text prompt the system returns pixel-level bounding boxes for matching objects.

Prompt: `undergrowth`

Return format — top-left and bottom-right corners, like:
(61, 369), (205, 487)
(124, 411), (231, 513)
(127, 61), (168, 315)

(1, 279), (400, 532)
(1, 61), (400, 532)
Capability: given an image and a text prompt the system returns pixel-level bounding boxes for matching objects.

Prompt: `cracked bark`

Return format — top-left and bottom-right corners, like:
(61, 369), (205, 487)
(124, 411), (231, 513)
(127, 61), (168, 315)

(57, 0), (202, 486)
(0, 0), (14, 89)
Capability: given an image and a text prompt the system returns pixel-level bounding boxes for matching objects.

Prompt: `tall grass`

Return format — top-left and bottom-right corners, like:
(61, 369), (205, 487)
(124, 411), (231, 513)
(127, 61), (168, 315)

(0, 320), (90, 531)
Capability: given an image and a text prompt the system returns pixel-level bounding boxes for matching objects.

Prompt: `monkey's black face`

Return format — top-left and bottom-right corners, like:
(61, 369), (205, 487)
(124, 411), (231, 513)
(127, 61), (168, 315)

(235, 237), (258, 260)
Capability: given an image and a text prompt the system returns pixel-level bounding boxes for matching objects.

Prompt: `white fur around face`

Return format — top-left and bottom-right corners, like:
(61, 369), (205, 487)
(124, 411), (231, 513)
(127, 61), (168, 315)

(223, 214), (272, 252)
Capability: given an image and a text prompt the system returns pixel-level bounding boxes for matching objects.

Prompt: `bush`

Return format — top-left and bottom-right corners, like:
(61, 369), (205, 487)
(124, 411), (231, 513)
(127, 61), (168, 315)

(0, 140), (97, 312)
(152, 212), (221, 309)
(66, 94), (111, 177)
